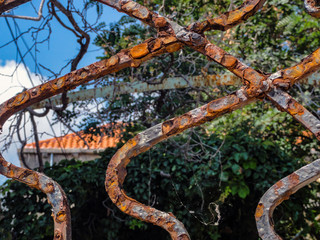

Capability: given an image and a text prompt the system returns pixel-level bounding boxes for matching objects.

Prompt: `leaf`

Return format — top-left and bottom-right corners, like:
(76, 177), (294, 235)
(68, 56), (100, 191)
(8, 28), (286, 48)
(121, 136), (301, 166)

(231, 185), (238, 196)
(231, 164), (241, 175)
(238, 184), (250, 199)
(220, 172), (229, 182)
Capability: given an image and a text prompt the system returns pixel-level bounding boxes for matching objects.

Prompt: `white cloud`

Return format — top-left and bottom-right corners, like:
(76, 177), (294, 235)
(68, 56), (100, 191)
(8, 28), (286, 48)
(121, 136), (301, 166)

(0, 60), (67, 184)
(0, 60), (42, 105)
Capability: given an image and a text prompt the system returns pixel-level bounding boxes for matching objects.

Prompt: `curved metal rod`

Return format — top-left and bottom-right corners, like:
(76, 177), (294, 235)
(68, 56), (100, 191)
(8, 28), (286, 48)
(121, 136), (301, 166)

(96, 0), (166, 29)
(0, 1), (320, 238)
(0, 155), (71, 239)
(271, 47), (320, 89)
(106, 89), (254, 240)
(97, 0), (267, 95)
(98, 0), (267, 34)
(189, 0), (267, 32)
(255, 159), (320, 240)
(267, 88), (320, 141)
(0, 35), (182, 239)
(97, 0), (320, 98)
(271, 0), (320, 89)
(0, 35), (182, 128)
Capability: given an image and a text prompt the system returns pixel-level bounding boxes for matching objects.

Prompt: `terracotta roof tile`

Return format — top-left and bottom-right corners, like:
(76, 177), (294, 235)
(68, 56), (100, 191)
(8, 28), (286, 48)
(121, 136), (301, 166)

(25, 125), (123, 150)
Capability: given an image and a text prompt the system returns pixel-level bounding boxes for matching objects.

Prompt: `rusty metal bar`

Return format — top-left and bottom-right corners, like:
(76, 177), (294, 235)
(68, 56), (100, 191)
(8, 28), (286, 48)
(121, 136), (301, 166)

(0, 0), (30, 14)
(189, 0), (267, 33)
(31, 71), (320, 109)
(0, 0), (320, 239)
(267, 88), (320, 140)
(101, 1), (320, 239)
(0, 154), (71, 239)
(98, 0), (267, 99)
(0, 35), (183, 129)
(106, 88), (255, 240)
(31, 74), (240, 109)
(255, 159), (320, 240)
(0, 36), (183, 239)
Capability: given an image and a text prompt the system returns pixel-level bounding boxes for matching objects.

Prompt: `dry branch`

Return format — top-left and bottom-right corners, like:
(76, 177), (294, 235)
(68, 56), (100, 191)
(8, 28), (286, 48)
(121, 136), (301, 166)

(0, 0), (319, 239)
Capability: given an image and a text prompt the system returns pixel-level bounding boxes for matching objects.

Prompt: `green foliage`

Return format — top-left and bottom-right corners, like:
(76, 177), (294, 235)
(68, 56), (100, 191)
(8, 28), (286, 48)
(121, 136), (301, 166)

(2, 0), (320, 239)
(1, 103), (319, 239)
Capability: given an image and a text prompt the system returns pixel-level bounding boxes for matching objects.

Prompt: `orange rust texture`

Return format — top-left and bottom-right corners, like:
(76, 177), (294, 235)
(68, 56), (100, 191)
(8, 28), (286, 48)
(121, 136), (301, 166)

(273, 47), (320, 88)
(0, 35), (182, 129)
(288, 173), (300, 189)
(255, 203), (264, 220)
(96, 0), (172, 32)
(267, 90), (320, 139)
(203, 44), (266, 96)
(287, 99), (305, 116)
(1, 0), (320, 239)
(274, 180), (284, 195)
(105, 92), (253, 240)
(188, 0), (267, 32)
(98, 1), (320, 240)
(0, 156), (71, 240)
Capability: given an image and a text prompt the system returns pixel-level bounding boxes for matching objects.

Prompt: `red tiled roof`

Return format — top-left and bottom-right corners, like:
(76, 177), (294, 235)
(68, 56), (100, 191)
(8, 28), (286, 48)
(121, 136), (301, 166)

(25, 125), (123, 150)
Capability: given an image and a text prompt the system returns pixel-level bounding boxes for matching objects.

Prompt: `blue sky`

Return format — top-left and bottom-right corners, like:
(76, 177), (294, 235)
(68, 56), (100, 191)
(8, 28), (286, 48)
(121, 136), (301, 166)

(0, 0), (123, 74)
(0, 0), (124, 184)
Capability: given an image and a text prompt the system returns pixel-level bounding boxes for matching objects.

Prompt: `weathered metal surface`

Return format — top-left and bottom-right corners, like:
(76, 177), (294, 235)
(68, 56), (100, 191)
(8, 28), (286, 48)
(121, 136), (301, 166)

(189, 0), (267, 32)
(106, 89), (254, 240)
(0, 0), (30, 14)
(0, 154), (71, 239)
(255, 159), (320, 240)
(1, 0), (320, 239)
(32, 71), (320, 109)
(267, 88), (320, 140)
(0, 35), (183, 239)
(0, 35), (183, 129)
(32, 74), (240, 109)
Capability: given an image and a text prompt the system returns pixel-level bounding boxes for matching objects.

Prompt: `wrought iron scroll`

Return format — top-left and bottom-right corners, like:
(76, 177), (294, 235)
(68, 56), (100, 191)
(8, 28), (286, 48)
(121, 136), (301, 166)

(0, 0), (320, 239)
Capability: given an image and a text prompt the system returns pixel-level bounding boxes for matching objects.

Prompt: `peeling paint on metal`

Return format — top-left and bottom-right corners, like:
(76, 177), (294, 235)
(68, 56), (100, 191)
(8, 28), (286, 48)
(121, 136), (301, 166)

(1, 0), (320, 239)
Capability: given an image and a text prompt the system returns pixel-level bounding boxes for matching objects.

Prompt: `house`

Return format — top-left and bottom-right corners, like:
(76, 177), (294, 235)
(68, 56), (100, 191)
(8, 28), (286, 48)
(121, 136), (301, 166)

(19, 125), (123, 169)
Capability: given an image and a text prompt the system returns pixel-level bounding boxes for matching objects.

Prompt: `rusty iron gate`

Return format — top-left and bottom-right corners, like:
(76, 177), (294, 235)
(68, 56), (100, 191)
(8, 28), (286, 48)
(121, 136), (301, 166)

(1, 0), (320, 239)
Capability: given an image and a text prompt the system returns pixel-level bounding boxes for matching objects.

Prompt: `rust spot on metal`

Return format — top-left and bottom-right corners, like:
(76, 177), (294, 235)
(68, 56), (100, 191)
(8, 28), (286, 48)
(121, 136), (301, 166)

(162, 119), (175, 136)
(56, 211), (67, 223)
(274, 180), (284, 195)
(121, 1), (138, 13)
(191, 0), (266, 32)
(207, 94), (239, 113)
(132, 6), (150, 20)
(222, 54), (238, 69)
(154, 16), (167, 28)
(255, 203), (264, 219)
(287, 99), (305, 115)
(54, 230), (63, 240)
(162, 36), (178, 45)
(7, 91), (30, 108)
(288, 173), (300, 188)
(52, 77), (66, 90)
(2, 0), (320, 239)
(148, 38), (163, 52)
(107, 55), (119, 66)
(166, 43), (182, 53)
(130, 43), (150, 59)
(44, 182), (55, 193)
